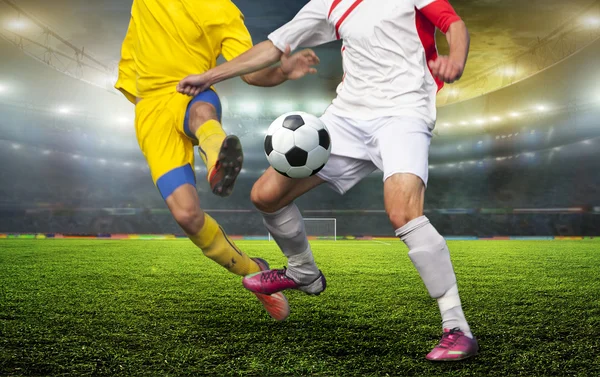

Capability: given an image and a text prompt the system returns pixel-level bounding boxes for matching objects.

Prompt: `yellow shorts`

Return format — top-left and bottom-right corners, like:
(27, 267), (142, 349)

(135, 89), (223, 200)
(135, 92), (197, 200)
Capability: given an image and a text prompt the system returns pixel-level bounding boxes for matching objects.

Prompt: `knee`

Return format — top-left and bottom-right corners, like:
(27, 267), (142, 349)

(172, 205), (204, 234)
(190, 103), (217, 130)
(388, 207), (417, 230)
(251, 182), (283, 213)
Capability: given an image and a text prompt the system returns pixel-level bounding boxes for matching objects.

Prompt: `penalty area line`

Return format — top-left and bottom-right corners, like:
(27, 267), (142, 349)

(372, 240), (392, 246)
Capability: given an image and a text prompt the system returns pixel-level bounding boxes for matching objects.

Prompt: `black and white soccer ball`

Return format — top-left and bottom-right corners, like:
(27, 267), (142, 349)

(264, 111), (331, 178)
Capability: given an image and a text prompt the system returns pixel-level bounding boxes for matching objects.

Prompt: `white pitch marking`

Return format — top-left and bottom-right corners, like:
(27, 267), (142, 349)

(372, 240), (392, 246)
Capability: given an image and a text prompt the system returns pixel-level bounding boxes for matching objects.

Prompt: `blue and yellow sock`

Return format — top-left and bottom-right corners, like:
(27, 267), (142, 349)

(188, 213), (260, 276)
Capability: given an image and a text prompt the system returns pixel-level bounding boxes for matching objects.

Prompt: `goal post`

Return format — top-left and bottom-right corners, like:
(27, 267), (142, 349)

(268, 217), (337, 241)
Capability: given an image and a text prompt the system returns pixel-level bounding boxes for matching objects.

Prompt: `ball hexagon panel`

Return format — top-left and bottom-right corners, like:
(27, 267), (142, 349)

(305, 117), (326, 131)
(305, 146), (330, 170)
(264, 135), (273, 156)
(271, 127), (295, 153)
(282, 114), (305, 131)
(287, 166), (314, 178)
(267, 150), (291, 173)
(285, 147), (308, 167)
(318, 129), (331, 150)
(293, 125), (320, 152)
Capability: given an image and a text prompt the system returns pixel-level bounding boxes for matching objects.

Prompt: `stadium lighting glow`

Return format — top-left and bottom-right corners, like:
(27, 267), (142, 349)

(123, 162), (131, 167)
(441, 122), (452, 127)
(42, 150), (51, 155)
(6, 18), (28, 31)
(554, 147), (562, 151)
(194, 166), (201, 172)
(475, 119), (486, 126)
(501, 67), (517, 77)
(491, 116), (502, 122)
(238, 100), (260, 115)
(12, 143), (21, 150)
(240, 168), (247, 174)
(0, 84), (6, 93)
(459, 121), (468, 126)
(72, 154), (80, 159)
(509, 112), (521, 118)
(477, 140), (483, 145)
(58, 107), (71, 114)
(582, 140), (593, 145)
(98, 159), (107, 164)
(449, 88), (459, 96)
(429, 165), (435, 169)
(535, 104), (548, 112)
(582, 16), (600, 28)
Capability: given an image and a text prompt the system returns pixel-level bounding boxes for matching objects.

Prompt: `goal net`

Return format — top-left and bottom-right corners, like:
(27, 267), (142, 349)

(268, 218), (337, 241)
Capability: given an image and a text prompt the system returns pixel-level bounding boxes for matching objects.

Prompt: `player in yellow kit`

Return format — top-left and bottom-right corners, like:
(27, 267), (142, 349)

(115, 0), (319, 321)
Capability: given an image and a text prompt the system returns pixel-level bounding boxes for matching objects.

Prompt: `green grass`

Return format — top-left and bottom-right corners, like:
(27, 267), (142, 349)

(1, 240), (599, 376)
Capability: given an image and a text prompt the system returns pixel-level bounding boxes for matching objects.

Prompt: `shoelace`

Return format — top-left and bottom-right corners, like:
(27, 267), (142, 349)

(260, 268), (292, 283)
(437, 328), (462, 349)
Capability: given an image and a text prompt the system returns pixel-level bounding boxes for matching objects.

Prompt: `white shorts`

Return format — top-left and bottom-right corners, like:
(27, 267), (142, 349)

(316, 111), (433, 195)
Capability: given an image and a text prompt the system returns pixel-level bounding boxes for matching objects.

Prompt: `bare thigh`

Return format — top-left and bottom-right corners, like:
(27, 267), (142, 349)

(251, 167), (325, 213)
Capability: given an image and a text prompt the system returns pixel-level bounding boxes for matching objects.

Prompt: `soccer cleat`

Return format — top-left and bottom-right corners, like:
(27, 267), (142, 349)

(209, 135), (243, 197)
(243, 267), (326, 296)
(250, 258), (290, 321)
(426, 328), (479, 361)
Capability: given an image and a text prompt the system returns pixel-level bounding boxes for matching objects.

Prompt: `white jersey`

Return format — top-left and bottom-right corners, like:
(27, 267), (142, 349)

(268, 0), (461, 125)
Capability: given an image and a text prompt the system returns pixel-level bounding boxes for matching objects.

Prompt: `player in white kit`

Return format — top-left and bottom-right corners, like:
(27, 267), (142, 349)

(178, 0), (476, 361)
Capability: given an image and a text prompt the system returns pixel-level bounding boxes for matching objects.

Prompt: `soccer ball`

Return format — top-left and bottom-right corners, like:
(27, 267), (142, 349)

(264, 111), (331, 178)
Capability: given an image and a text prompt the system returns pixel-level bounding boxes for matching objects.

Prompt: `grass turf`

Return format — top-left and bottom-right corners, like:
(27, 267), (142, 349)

(0, 239), (599, 376)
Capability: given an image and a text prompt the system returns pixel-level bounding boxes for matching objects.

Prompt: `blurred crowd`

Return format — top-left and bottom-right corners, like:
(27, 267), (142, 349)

(1, 145), (599, 236)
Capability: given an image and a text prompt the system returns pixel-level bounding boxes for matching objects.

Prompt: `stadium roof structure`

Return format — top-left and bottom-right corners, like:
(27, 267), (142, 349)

(1, 0), (600, 174)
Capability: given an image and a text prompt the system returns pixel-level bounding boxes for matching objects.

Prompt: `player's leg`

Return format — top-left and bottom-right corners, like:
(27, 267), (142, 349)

(163, 183), (258, 275)
(245, 155), (377, 296)
(183, 89), (242, 197)
(244, 168), (327, 294)
(373, 117), (477, 361)
(137, 95), (289, 320)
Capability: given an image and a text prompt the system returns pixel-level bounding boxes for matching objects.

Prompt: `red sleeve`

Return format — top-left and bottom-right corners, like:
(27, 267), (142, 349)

(418, 0), (461, 33)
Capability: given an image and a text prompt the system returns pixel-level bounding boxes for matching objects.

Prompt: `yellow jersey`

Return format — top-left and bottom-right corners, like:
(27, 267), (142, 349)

(115, 0), (253, 104)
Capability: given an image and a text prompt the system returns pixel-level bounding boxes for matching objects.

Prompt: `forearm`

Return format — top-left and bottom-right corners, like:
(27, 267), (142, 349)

(207, 40), (283, 86)
(242, 66), (288, 87)
(446, 21), (470, 67)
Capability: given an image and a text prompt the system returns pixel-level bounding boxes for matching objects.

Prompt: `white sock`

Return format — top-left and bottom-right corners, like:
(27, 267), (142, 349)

(396, 216), (472, 337)
(437, 284), (472, 338)
(261, 204), (320, 284)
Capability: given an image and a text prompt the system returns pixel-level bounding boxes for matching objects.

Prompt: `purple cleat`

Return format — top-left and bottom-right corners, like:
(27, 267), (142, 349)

(243, 267), (326, 296)
(426, 328), (479, 361)
(250, 258), (290, 321)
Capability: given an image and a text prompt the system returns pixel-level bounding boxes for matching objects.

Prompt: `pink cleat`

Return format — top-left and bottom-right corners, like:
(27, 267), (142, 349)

(250, 258), (290, 321)
(243, 267), (326, 296)
(426, 328), (479, 361)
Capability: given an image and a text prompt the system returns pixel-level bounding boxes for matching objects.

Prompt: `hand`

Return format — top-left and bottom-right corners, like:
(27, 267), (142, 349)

(280, 45), (320, 80)
(429, 56), (464, 84)
(177, 72), (212, 97)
